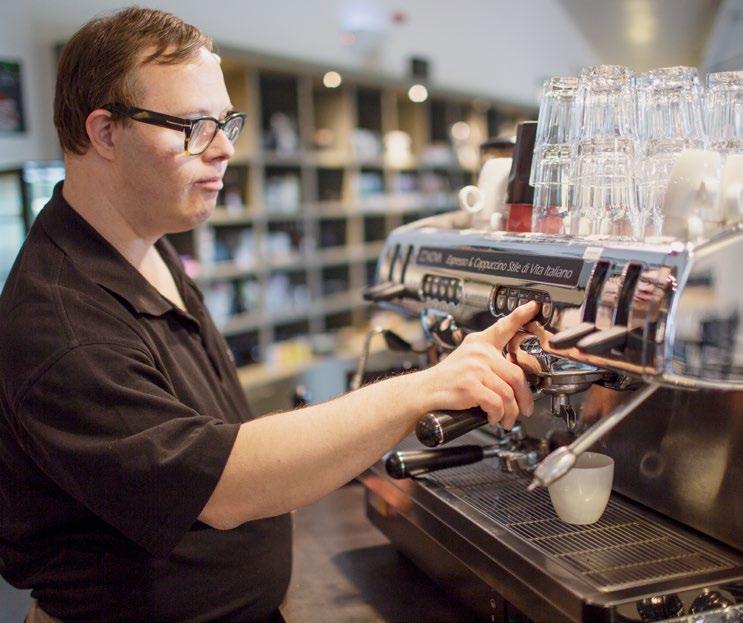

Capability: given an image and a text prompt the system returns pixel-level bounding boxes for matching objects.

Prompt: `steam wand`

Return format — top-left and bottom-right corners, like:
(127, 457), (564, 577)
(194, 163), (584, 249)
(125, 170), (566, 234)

(527, 384), (659, 490)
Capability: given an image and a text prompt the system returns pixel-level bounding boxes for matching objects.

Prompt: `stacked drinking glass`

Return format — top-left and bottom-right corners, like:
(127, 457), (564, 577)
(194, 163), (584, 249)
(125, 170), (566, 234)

(530, 76), (578, 235)
(529, 65), (742, 241)
(706, 71), (743, 155)
(569, 65), (639, 238)
(636, 66), (706, 238)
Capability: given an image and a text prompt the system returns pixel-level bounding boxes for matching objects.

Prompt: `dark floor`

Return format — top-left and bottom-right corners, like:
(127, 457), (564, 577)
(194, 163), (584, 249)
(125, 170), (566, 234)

(0, 483), (475, 623)
(282, 481), (477, 623)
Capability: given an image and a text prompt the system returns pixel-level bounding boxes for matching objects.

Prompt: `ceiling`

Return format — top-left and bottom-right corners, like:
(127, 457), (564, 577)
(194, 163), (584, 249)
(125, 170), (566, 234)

(557, 0), (742, 74)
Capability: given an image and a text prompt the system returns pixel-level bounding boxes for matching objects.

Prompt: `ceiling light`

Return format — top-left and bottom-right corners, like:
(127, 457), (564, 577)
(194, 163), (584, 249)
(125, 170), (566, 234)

(408, 84), (428, 103)
(323, 71), (343, 88)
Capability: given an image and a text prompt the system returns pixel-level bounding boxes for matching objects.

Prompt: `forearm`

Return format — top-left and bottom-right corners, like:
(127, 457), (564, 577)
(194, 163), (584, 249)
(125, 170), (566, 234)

(200, 370), (433, 528)
(201, 301), (540, 530)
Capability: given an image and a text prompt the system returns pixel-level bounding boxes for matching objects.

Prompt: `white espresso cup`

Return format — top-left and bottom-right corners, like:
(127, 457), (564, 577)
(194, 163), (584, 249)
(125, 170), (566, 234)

(548, 452), (614, 525)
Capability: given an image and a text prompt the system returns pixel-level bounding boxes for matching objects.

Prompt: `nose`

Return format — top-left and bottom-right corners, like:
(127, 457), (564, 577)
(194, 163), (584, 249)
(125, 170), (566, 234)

(203, 127), (235, 161)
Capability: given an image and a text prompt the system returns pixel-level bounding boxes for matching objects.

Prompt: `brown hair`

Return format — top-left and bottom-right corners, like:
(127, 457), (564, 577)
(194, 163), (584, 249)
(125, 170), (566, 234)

(54, 7), (213, 155)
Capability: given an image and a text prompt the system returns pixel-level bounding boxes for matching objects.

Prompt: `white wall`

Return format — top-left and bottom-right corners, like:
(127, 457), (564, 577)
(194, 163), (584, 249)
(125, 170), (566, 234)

(0, 0), (600, 168)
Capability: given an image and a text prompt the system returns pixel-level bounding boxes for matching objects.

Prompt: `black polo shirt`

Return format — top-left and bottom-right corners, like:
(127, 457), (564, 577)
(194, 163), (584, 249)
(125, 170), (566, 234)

(0, 183), (291, 622)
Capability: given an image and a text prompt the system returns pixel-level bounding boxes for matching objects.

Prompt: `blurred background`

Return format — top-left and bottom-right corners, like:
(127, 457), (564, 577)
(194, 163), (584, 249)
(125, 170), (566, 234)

(1, 0), (741, 167)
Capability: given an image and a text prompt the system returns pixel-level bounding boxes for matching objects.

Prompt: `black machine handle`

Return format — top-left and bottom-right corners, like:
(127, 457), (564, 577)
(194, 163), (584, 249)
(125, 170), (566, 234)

(415, 408), (489, 447)
(385, 445), (485, 479)
(362, 282), (412, 302)
(576, 325), (630, 354)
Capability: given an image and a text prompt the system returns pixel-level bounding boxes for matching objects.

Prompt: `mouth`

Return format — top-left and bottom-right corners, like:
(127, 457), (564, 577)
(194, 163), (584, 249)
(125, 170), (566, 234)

(194, 176), (224, 191)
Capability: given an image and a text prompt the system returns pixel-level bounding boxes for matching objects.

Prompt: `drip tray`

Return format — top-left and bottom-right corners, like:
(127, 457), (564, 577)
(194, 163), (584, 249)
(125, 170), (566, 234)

(396, 438), (737, 593)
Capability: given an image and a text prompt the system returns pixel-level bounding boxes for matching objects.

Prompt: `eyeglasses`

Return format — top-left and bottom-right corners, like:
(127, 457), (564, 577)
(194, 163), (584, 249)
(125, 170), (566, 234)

(103, 103), (246, 155)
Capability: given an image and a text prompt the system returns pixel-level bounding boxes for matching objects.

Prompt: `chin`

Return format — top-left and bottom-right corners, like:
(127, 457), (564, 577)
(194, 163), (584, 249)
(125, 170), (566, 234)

(167, 205), (214, 234)
(191, 199), (217, 226)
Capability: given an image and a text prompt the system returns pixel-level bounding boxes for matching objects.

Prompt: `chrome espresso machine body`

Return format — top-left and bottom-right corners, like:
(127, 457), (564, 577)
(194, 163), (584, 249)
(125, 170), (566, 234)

(360, 212), (743, 622)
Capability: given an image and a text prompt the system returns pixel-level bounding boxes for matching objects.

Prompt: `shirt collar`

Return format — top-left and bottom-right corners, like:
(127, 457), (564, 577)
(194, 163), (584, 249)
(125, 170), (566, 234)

(39, 182), (182, 318)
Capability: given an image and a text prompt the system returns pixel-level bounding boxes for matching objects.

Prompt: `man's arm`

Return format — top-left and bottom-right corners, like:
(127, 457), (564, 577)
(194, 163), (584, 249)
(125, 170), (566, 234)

(199, 301), (539, 530)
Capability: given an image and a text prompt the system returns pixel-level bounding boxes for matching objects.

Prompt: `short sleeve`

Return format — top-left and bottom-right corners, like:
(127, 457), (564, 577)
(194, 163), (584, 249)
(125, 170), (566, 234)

(11, 341), (240, 557)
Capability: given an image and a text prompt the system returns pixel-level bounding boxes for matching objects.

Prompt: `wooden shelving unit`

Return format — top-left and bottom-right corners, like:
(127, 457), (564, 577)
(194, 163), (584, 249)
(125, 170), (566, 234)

(169, 48), (534, 368)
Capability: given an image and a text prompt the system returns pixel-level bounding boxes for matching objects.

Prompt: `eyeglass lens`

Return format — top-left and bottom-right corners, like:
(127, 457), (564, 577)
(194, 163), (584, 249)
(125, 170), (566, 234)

(188, 116), (245, 154)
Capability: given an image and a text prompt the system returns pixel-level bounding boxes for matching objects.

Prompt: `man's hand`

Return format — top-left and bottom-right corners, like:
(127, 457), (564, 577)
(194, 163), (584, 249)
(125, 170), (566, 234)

(417, 301), (540, 429)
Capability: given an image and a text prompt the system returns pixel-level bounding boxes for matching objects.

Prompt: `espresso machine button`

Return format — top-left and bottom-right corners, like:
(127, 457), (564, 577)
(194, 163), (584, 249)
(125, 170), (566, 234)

(440, 280), (447, 300)
(446, 280), (456, 302)
(541, 298), (553, 322)
(507, 294), (518, 312)
(432, 277), (441, 298)
(495, 289), (507, 312)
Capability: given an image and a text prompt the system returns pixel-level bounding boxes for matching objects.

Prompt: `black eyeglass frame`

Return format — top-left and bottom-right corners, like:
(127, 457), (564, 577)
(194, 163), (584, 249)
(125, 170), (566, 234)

(103, 103), (246, 155)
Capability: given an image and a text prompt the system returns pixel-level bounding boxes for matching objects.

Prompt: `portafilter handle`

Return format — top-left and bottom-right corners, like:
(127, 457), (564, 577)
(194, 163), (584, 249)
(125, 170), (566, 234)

(385, 445), (494, 478)
(385, 444), (542, 479)
(414, 333), (609, 447)
(415, 372), (548, 447)
(416, 408), (491, 448)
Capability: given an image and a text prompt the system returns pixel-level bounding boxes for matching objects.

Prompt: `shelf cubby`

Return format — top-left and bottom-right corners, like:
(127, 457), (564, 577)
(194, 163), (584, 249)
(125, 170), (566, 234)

(259, 72), (301, 154)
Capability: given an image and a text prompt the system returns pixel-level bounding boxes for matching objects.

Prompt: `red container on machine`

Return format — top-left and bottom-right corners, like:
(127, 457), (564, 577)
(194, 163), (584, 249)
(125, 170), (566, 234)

(505, 121), (537, 232)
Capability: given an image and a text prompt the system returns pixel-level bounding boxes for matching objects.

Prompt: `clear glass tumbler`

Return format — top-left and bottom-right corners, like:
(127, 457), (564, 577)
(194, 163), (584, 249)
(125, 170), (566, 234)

(706, 70), (743, 156)
(531, 76), (578, 178)
(532, 144), (573, 234)
(569, 66), (640, 238)
(570, 137), (638, 238)
(571, 65), (637, 143)
(531, 76), (578, 234)
(636, 66), (707, 237)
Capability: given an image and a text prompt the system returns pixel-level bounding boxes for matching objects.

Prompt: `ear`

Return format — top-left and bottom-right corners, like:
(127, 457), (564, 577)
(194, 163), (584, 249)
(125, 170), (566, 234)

(85, 109), (117, 160)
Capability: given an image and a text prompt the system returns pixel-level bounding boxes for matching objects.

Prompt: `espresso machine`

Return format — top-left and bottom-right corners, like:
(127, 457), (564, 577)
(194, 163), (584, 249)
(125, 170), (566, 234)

(358, 210), (743, 622)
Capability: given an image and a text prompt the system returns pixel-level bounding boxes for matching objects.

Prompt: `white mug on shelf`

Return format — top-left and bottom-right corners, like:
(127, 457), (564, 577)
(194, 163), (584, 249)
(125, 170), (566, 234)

(661, 149), (722, 242)
(720, 154), (743, 227)
(458, 157), (512, 229)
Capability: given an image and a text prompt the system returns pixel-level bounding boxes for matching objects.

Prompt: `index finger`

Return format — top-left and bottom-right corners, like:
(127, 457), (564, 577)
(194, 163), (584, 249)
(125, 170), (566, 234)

(484, 300), (541, 349)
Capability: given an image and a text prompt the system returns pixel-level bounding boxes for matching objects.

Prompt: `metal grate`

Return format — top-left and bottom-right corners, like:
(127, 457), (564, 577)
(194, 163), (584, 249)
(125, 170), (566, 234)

(392, 438), (736, 592)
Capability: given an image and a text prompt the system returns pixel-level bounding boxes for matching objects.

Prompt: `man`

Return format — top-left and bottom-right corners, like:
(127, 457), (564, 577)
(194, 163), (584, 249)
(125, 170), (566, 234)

(0, 7), (538, 622)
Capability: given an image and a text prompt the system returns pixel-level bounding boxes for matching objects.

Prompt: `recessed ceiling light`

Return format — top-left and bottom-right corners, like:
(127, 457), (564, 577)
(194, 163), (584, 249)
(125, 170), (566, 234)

(323, 71), (342, 88)
(408, 84), (428, 103)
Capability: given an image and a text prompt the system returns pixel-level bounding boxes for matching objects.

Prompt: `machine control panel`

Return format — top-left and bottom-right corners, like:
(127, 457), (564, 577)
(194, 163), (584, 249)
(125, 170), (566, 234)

(421, 275), (464, 305)
(490, 286), (554, 324)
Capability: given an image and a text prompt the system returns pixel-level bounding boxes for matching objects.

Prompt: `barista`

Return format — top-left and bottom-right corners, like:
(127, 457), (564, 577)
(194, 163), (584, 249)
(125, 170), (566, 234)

(0, 7), (540, 622)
